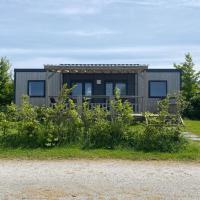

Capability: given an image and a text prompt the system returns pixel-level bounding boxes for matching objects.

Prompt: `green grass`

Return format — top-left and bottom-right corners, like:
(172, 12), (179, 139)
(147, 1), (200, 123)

(0, 142), (200, 161)
(184, 120), (200, 135)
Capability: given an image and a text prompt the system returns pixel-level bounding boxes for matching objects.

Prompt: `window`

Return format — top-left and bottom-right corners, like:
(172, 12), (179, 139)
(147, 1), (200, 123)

(72, 82), (92, 96)
(149, 80), (167, 98)
(105, 82), (127, 96)
(28, 80), (45, 97)
(72, 82), (82, 96)
(106, 83), (113, 96)
(85, 83), (92, 96)
(116, 83), (126, 95)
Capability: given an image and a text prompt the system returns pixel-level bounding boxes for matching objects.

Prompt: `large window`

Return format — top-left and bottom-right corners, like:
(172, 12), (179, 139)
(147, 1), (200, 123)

(149, 80), (167, 98)
(72, 82), (92, 96)
(28, 80), (45, 97)
(105, 82), (127, 96)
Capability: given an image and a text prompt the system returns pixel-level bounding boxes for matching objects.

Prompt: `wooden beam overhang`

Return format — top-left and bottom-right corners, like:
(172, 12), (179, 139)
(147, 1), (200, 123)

(44, 64), (148, 74)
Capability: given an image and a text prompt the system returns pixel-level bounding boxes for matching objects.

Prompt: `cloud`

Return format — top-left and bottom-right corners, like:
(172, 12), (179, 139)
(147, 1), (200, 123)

(54, 30), (117, 37)
(12, 57), (77, 68)
(3, 0), (200, 20)
(27, 0), (106, 16)
(41, 6), (98, 15)
(107, 0), (166, 7)
(3, 45), (200, 71)
(0, 0), (105, 16)
(181, 0), (200, 8)
(107, 0), (200, 8)
(1, 45), (200, 55)
(11, 55), (199, 71)
(3, 0), (200, 11)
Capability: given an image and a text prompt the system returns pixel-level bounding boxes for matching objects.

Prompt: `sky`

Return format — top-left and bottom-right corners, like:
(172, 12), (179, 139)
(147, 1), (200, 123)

(0, 0), (200, 71)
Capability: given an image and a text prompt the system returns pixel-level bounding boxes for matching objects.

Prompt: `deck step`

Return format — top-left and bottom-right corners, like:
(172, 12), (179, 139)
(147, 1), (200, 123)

(144, 114), (184, 125)
(132, 114), (145, 122)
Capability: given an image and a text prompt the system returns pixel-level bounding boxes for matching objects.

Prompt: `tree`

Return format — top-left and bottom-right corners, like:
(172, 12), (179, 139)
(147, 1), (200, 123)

(0, 57), (14, 106)
(174, 53), (200, 101)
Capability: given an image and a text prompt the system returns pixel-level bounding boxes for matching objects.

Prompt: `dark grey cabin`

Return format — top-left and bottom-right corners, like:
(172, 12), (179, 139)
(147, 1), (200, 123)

(14, 64), (181, 113)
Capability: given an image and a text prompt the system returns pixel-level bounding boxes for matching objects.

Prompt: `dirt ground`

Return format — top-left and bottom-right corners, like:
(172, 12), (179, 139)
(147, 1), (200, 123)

(0, 160), (200, 200)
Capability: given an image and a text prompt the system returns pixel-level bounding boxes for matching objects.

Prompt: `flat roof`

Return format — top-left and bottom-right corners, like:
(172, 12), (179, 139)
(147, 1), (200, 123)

(14, 67), (181, 74)
(44, 64), (148, 73)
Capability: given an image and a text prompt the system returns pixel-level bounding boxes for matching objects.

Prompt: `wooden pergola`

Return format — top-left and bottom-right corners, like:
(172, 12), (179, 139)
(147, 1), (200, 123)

(44, 64), (148, 73)
(44, 64), (149, 112)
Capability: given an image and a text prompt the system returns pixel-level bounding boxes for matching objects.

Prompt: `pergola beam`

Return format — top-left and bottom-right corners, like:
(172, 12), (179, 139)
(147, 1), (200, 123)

(44, 64), (148, 74)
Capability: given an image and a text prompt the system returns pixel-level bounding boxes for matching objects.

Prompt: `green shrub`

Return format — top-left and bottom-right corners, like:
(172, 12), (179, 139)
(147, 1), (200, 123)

(0, 112), (8, 136)
(84, 105), (111, 148)
(37, 121), (58, 147)
(36, 85), (83, 147)
(0, 104), (19, 147)
(15, 96), (40, 147)
(186, 95), (200, 119)
(0, 97), (40, 147)
(81, 101), (94, 144)
(127, 96), (187, 152)
(64, 99), (83, 144)
(82, 89), (133, 149)
(129, 125), (186, 152)
(110, 90), (133, 147)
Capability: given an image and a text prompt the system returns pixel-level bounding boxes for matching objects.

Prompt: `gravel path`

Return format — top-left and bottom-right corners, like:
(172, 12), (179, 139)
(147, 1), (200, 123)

(0, 160), (200, 200)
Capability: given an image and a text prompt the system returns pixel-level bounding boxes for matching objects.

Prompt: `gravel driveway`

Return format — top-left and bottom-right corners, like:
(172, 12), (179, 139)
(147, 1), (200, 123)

(0, 160), (200, 200)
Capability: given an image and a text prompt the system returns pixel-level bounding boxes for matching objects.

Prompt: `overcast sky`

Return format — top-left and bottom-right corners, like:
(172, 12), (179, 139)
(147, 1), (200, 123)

(0, 0), (200, 71)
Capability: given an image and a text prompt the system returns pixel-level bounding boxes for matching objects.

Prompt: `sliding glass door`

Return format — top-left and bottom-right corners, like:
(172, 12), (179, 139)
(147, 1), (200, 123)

(72, 82), (82, 96)
(116, 83), (126, 95)
(106, 83), (113, 96)
(72, 82), (92, 96)
(85, 82), (92, 96)
(106, 82), (127, 96)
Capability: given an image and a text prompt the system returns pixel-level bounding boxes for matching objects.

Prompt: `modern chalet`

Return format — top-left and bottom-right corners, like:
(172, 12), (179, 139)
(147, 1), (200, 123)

(14, 64), (181, 113)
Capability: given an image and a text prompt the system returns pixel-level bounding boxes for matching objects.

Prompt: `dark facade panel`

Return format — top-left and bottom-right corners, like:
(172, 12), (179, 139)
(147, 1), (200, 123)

(14, 69), (46, 72)
(63, 73), (136, 97)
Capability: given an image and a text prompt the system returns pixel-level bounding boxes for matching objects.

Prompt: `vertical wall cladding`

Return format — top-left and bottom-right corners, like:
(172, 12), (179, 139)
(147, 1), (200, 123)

(62, 73), (136, 97)
(15, 70), (61, 106)
(138, 70), (181, 112)
(48, 72), (62, 97)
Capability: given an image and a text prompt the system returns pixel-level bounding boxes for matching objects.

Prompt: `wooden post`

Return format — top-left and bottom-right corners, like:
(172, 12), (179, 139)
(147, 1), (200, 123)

(45, 70), (49, 106)
(77, 96), (82, 114)
(143, 70), (148, 112)
(135, 73), (139, 113)
(60, 72), (63, 91)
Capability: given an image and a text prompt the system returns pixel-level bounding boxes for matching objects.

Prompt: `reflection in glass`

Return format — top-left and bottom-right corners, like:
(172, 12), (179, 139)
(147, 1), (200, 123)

(72, 83), (82, 96)
(85, 83), (92, 96)
(29, 81), (45, 97)
(106, 83), (113, 96)
(116, 83), (126, 95)
(149, 81), (167, 97)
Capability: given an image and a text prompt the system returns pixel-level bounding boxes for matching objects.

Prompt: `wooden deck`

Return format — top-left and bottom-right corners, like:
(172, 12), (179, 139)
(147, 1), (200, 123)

(50, 95), (145, 113)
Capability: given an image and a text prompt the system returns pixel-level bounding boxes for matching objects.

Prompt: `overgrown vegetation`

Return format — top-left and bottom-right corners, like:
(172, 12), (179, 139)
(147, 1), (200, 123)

(0, 84), (186, 152)
(127, 95), (187, 152)
(185, 95), (200, 119)
(0, 57), (14, 110)
(174, 53), (200, 119)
